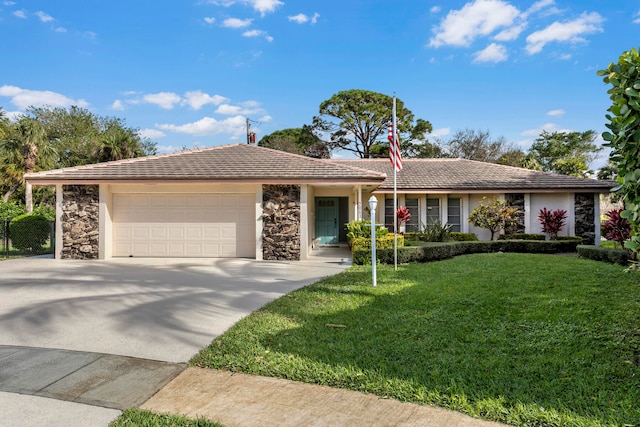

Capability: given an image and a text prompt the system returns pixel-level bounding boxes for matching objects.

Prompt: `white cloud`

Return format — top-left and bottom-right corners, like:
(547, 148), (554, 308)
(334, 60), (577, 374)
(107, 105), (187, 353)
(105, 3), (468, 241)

(288, 13), (308, 24)
(182, 90), (228, 110)
(523, 0), (555, 18)
(520, 122), (571, 137)
(242, 29), (273, 41)
(0, 85), (89, 110)
(35, 11), (54, 22)
(54, 27), (67, 33)
(215, 101), (265, 115)
(525, 12), (604, 54)
(547, 109), (565, 117)
(157, 115), (247, 137)
(494, 23), (525, 41)
(430, 6), (441, 14)
(473, 43), (508, 63)
(258, 114), (272, 122)
(248, 0), (283, 16)
(142, 92), (182, 109)
(13, 9), (26, 19)
(138, 129), (166, 139)
(222, 17), (253, 28)
(430, 128), (451, 138)
(288, 12), (320, 24)
(110, 100), (125, 110)
(634, 11), (640, 24)
(3, 1), (17, 6)
(204, 17), (216, 24)
(429, 0), (520, 48)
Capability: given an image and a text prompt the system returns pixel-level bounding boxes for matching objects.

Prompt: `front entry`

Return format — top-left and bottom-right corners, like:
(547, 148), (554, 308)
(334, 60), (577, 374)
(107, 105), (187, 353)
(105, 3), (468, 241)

(315, 197), (339, 244)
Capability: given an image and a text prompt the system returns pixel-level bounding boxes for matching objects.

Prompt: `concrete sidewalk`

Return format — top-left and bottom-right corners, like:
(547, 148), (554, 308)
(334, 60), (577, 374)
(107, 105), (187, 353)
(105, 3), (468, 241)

(142, 367), (506, 427)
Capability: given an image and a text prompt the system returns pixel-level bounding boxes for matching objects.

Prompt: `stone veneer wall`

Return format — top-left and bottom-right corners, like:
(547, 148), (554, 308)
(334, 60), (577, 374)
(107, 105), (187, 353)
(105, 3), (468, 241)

(575, 193), (596, 245)
(61, 185), (99, 259)
(505, 193), (526, 234)
(262, 184), (301, 261)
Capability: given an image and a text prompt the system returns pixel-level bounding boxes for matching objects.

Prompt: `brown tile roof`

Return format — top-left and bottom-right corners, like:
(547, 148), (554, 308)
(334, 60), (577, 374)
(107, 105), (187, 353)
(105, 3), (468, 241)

(334, 158), (615, 192)
(25, 144), (386, 184)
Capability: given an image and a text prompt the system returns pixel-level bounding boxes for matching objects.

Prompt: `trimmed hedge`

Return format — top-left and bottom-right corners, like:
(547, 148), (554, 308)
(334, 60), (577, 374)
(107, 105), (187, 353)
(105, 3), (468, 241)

(499, 233), (546, 241)
(353, 238), (583, 265)
(9, 213), (51, 252)
(577, 245), (632, 265)
(449, 232), (478, 241)
(351, 234), (404, 253)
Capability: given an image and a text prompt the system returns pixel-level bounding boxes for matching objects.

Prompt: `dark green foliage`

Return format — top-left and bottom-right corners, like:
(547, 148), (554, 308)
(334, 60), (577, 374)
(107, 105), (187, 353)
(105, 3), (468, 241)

(351, 234), (404, 263)
(32, 204), (55, 221)
(9, 213), (51, 252)
(345, 219), (389, 241)
(499, 233), (546, 240)
(415, 219), (451, 242)
(0, 200), (26, 221)
(353, 239), (583, 265)
(528, 130), (601, 177)
(598, 47), (640, 257)
(577, 245), (632, 265)
(449, 232), (478, 241)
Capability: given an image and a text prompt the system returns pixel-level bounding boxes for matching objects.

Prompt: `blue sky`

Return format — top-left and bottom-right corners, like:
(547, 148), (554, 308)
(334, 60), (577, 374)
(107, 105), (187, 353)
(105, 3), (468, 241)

(1, 0), (638, 165)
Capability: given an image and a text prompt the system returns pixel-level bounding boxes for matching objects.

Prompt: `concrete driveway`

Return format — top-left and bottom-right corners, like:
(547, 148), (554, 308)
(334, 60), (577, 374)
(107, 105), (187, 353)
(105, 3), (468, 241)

(0, 252), (351, 363)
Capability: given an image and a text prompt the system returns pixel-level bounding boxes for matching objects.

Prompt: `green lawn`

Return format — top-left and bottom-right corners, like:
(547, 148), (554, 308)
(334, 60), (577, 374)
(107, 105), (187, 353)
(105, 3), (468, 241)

(191, 253), (640, 427)
(110, 408), (222, 427)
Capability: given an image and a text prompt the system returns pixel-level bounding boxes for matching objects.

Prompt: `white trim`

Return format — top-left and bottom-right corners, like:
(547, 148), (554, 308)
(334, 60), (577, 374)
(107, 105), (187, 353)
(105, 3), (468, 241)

(524, 194), (531, 233)
(300, 185), (309, 260)
(55, 185), (63, 260)
(255, 186), (263, 261)
(568, 193), (576, 237)
(594, 193), (601, 246)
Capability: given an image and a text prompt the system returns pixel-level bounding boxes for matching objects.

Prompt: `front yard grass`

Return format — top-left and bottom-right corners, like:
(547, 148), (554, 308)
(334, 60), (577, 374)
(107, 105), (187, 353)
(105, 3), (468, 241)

(191, 253), (640, 427)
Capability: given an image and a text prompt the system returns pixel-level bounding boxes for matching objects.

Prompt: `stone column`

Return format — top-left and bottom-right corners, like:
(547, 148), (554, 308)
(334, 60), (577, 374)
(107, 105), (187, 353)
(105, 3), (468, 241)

(262, 185), (301, 261)
(61, 185), (99, 259)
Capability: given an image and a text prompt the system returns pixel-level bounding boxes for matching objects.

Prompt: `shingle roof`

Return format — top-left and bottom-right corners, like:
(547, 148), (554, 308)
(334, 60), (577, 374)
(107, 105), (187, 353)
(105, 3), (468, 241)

(333, 158), (615, 192)
(25, 144), (386, 184)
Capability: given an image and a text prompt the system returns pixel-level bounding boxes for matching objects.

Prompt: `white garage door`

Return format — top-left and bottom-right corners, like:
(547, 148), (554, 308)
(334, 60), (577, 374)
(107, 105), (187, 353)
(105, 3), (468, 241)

(112, 193), (256, 258)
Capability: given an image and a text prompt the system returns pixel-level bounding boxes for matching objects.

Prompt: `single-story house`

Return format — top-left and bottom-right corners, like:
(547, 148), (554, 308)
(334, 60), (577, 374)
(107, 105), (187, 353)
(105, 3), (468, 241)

(25, 143), (615, 261)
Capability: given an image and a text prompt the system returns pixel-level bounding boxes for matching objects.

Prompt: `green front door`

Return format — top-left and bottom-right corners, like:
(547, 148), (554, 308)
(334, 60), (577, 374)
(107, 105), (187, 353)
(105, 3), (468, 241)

(315, 197), (339, 244)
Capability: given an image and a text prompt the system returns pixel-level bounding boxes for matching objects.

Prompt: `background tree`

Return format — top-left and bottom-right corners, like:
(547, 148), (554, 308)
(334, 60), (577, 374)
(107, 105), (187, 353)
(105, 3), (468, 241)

(444, 129), (512, 163)
(598, 46), (640, 260)
(0, 117), (57, 210)
(313, 89), (432, 158)
(258, 126), (329, 158)
(528, 130), (601, 177)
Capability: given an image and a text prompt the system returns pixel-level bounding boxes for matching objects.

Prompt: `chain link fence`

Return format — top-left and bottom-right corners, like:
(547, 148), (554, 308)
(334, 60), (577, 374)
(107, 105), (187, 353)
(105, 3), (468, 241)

(1, 220), (55, 259)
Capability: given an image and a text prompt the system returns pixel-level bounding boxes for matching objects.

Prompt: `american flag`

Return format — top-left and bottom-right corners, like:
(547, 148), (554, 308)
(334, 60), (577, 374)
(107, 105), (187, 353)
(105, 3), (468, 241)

(388, 121), (402, 172)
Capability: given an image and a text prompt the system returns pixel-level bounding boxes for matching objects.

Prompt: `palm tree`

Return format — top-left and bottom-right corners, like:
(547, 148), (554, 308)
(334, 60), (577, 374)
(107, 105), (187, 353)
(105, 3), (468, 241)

(94, 127), (144, 162)
(0, 116), (56, 211)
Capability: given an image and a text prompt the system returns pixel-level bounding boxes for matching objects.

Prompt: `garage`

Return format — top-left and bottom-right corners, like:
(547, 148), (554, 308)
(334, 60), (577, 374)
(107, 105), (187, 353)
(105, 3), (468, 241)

(112, 193), (256, 258)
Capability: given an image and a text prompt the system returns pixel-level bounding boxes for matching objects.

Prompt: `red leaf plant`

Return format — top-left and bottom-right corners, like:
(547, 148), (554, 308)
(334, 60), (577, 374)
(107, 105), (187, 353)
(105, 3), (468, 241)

(538, 207), (567, 240)
(602, 209), (631, 247)
(396, 206), (411, 224)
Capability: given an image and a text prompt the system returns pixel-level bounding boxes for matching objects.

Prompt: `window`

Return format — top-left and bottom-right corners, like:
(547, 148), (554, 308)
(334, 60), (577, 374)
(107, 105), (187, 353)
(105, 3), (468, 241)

(447, 197), (461, 232)
(405, 197), (420, 232)
(385, 198), (395, 231)
(426, 198), (440, 226)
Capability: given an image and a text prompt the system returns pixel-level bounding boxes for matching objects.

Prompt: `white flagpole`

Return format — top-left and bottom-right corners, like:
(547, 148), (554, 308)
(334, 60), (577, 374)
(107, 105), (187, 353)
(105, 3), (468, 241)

(393, 95), (398, 272)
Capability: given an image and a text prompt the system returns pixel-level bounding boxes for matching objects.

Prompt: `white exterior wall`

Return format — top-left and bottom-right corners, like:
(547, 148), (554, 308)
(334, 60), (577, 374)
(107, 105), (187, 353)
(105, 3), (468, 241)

(529, 193), (572, 236)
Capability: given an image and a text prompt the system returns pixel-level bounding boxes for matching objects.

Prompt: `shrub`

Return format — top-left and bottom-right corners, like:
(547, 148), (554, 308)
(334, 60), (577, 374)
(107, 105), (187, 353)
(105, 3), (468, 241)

(345, 219), (389, 241)
(9, 213), (51, 252)
(538, 208), (567, 239)
(449, 232), (478, 241)
(577, 245), (631, 265)
(32, 205), (55, 221)
(601, 209), (631, 247)
(499, 233), (546, 241)
(396, 206), (411, 224)
(0, 201), (26, 221)
(352, 238), (582, 265)
(416, 220), (451, 242)
(351, 234), (404, 264)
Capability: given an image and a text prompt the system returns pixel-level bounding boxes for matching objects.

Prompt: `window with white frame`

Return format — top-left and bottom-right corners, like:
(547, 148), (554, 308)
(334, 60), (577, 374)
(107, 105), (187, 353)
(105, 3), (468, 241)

(404, 197), (420, 232)
(447, 197), (461, 232)
(426, 197), (440, 226)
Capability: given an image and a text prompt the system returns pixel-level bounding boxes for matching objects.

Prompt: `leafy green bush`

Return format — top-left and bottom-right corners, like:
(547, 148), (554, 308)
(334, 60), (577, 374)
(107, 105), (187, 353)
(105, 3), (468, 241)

(32, 205), (55, 221)
(0, 201), (26, 221)
(351, 234), (404, 262)
(415, 219), (451, 242)
(345, 219), (389, 241)
(499, 233), (546, 240)
(9, 213), (51, 252)
(577, 245), (631, 265)
(353, 239), (583, 265)
(449, 232), (478, 241)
